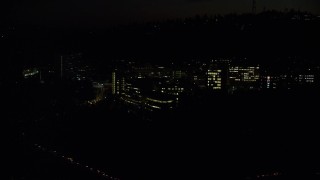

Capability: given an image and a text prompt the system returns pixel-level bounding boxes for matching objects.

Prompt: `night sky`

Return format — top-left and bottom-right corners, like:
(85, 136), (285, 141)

(4, 0), (320, 27)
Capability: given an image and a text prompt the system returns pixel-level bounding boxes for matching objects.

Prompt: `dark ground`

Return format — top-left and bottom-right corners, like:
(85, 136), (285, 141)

(3, 81), (320, 180)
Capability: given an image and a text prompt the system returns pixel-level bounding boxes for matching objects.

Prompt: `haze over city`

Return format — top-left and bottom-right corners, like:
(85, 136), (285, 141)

(3, 0), (320, 27)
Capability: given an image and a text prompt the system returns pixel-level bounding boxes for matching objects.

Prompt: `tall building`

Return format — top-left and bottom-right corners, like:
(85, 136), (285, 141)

(260, 75), (279, 90)
(112, 72), (116, 95)
(207, 69), (222, 90)
(112, 70), (125, 95)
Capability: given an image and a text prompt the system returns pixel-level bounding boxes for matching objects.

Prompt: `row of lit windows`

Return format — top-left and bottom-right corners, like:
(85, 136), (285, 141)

(208, 81), (221, 83)
(145, 103), (161, 110)
(162, 87), (184, 91)
(208, 84), (221, 87)
(299, 75), (314, 77)
(208, 73), (220, 76)
(146, 98), (174, 104)
(229, 67), (259, 70)
(208, 78), (222, 81)
(300, 77), (315, 80)
(243, 79), (258, 82)
(208, 70), (222, 72)
(23, 71), (39, 78)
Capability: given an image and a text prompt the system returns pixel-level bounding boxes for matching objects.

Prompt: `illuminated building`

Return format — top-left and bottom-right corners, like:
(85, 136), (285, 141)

(112, 70), (126, 95)
(60, 53), (93, 81)
(229, 66), (260, 82)
(172, 70), (187, 79)
(112, 72), (116, 94)
(120, 81), (176, 111)
(120, 78), (146, 108)
(288, 73), (316, 89)
(280, 68), (316, 90)
(190, 74), (206, 89)
(193, 75), (198, 81)
(228, 66), (260, 92)
(207, 69), (222, 90)
(297, 74), (315, 84)
(88, 82), (111, 105)
(144, 96), (175, 111)
(173, 70), (182, 79)
(132, 65), (172, 79)
(160, 86), (184, 95)
(112, 64), (179, 111)
(260, 75), (279, 90)
(23, 68), (39, 79)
